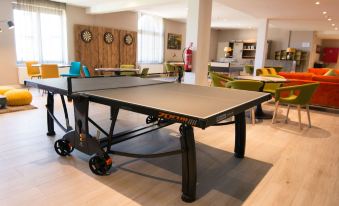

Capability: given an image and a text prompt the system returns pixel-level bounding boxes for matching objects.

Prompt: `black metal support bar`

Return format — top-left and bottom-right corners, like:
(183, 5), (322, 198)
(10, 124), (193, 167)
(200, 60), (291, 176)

(88, 117), (109, 137)
(60, 94), (72, 131)
(214, 120), (235, 126)
(180, 124), (197, 203)
(109, 121), (174, 145)
(234, 111), (246, 158)
(46, 92), (55, 136)
(46, 109), (68, 133)
(108, 149), (182, 158)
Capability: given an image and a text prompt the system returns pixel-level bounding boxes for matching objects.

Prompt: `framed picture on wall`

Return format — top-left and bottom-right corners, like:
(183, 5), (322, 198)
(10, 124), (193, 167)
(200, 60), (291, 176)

(167, 33), (182, 50)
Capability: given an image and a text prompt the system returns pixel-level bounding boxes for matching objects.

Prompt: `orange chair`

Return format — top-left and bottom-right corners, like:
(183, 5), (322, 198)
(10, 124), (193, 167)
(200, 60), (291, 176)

(41, 64), (59, 79)
(25, 61), (41, 79)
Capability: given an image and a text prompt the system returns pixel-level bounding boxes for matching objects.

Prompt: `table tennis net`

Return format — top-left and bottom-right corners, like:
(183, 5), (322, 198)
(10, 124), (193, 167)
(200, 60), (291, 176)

(69, 76), (171, 93)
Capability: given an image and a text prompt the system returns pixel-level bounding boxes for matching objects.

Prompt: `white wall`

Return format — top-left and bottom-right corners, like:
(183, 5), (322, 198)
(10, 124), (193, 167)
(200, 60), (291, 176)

(164, 19), (186, 62)
(267, 28), (290, 59)
(0, 0), (18, 85)
(217, 29), (257, 42)
(209, 29), (218, 61)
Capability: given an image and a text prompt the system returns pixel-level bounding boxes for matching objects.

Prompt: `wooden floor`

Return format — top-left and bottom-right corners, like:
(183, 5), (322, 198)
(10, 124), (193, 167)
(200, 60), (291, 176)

(0, 89), (338, 206)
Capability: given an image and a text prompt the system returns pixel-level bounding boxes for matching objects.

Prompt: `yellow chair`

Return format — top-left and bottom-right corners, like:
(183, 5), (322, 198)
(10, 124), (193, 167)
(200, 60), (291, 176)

(267, 68), (278, 75)
(120, 64), (136, 76)
(256, 68), (270, 76)
(26, 61), (41, 79)
(120, 64), (135, 69)
(4, 89), (32, 106)
(0, 86), (14, 95)
(41, 64), (59, 79)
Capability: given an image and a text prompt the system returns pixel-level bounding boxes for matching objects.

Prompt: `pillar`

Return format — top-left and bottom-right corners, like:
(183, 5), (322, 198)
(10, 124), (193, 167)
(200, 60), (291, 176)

(185, 0), (212, 85)
(254, 19), (269, 75)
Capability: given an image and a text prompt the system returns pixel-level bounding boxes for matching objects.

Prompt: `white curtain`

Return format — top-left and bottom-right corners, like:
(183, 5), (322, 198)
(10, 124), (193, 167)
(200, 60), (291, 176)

(137, 13), (164, 64)
(12, 0), (67, 64)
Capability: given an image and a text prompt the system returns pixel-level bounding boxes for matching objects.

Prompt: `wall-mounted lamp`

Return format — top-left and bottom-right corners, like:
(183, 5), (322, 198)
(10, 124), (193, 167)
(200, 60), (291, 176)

(0, 20), (15, 33)
(224, 47), (232, 58)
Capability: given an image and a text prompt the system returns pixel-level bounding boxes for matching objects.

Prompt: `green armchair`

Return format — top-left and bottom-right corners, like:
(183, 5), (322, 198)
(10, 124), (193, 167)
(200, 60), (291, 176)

(226, 80), (263, 125)
(210, 72), (234, 87)
(272, 82), (320, 129)
(261, 74), (285, 95)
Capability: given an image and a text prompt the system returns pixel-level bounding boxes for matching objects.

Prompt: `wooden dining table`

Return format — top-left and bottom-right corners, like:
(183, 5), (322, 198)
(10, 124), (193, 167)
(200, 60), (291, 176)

(94, 68), (140, 76)
(234, 75), (289, 119)
(32, 64), (71, 68)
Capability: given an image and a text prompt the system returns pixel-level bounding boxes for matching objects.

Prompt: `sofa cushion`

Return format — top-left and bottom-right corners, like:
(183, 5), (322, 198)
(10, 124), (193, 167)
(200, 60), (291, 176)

(312, 75), (339, 83)
(323, 69), (337, 76)
(308, 68), (339, 75)
(308, 68), (328, 75)
(278, 72), (313, 80)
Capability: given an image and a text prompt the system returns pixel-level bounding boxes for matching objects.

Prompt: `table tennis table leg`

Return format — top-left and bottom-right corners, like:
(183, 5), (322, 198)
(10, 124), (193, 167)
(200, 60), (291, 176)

(180, 124), (197, 202)
(234, 111), (246, 158)
(46, 92), (55, 136)
(107, 106), (119, 150)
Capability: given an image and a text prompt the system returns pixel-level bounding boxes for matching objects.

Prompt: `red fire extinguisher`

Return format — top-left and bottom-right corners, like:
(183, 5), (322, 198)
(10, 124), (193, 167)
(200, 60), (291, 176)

(183, 42), (193, 72)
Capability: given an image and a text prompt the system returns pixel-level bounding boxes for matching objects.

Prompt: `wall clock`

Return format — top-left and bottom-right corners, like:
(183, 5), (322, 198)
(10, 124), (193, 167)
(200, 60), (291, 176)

(104, 32), (114, 44)
(124, 34), (133, 45)
(81, 30), (92, 43)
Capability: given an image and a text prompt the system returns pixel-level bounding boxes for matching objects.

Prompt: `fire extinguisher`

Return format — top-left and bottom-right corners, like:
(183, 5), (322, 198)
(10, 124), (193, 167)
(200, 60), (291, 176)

(183, 42), (193, 72)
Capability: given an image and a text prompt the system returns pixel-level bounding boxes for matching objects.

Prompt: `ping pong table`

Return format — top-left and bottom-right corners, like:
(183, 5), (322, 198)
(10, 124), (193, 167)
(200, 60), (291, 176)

(25, 76), (270, 202)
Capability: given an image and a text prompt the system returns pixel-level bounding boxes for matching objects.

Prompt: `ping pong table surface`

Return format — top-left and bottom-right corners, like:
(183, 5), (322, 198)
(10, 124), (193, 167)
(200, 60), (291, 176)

(24, 76), (271, 202)
(26, 76), (270, 128)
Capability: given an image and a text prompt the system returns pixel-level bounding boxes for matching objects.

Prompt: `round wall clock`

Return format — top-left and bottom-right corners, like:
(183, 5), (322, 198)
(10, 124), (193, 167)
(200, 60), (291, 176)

(81, 30), (92, 43)
(104, 32), (114, 44)
(124, 34), (133, 45)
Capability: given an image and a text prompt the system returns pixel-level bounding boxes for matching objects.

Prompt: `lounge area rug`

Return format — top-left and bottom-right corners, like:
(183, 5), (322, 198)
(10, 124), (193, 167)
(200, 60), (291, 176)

(0, 105), (37, 114)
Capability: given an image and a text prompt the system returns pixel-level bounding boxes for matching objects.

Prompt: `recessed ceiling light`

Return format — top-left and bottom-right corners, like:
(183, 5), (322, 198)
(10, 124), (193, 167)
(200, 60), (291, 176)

(335, 27), (338, 30)
(322, 11), (327, 15)
(315, 1), (320, 5)
(332, 23), (336, 26)
(328, 18), (332, 21)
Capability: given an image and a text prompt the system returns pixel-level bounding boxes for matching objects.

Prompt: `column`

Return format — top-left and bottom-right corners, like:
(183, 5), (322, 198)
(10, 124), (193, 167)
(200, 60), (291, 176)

(185, 0), (212, 86)
(254, 19), (269, 75)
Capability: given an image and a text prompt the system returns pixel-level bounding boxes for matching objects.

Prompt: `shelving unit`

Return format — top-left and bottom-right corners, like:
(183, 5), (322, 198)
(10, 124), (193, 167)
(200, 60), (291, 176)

(242, 42), (256, 59)
(274, 49), (308, 71)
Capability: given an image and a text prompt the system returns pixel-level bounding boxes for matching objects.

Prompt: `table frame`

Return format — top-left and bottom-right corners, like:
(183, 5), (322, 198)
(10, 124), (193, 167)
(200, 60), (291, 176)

(25, 76), (270, 202)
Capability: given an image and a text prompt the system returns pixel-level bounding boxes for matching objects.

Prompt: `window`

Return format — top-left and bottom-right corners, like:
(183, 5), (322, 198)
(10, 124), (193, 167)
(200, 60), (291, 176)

(138, 13), (164, 64)
(12, 0), (67, 64)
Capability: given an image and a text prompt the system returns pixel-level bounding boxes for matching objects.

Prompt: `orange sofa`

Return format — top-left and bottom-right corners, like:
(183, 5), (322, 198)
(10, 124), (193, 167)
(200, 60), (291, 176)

(278, 68), (339, 109)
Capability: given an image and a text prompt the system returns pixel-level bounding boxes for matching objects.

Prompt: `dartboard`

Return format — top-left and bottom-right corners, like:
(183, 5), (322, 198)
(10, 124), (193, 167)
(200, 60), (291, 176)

(124, 34), (133, 45)
(81, 30), (92, 43)
(104, 32), (114, 44)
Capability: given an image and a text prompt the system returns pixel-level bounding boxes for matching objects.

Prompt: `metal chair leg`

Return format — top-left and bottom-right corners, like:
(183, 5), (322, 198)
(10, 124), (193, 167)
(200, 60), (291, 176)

(272, 101), (279, 124)
(251, 107), (255, 125)
(297, 105), (302, 130)
(285, 105), (290, 123)
(306, 105), (311, 128)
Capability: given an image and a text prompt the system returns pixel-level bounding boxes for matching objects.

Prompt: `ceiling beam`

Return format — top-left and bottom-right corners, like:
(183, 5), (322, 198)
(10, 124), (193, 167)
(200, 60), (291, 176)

(87, 0), (182, 14)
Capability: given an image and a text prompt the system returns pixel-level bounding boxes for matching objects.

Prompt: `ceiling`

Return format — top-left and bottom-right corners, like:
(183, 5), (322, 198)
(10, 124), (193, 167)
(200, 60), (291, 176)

(54, 0), (339, 37)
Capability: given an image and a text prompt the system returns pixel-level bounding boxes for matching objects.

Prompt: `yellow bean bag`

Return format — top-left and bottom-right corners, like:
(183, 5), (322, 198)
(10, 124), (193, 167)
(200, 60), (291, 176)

(4, 89), (32, 106)
(0, 86), (14, 95)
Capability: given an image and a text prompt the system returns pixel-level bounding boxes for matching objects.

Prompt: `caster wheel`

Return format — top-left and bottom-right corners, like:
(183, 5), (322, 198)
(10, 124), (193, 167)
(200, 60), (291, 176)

(89, 155), (112, 176)
(146, 115), (158, 124)
(179, 124), (184, 136)
(54, 139), (74, 156)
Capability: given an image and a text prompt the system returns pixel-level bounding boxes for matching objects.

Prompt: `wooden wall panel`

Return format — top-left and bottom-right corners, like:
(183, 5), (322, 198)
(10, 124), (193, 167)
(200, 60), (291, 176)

(98, 27), (120, 68)
(119, 30), (137, 66)
(74, 24), (99, 75)
(75, 25), (137, 75)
